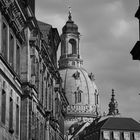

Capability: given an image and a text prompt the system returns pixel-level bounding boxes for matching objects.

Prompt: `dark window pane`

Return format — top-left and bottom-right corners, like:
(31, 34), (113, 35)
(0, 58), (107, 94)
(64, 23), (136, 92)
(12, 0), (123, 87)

(1, 90), (6, 124)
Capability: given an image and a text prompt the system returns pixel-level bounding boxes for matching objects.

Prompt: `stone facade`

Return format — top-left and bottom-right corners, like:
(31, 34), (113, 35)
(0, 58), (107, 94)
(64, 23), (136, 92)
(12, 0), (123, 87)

(0, 0), (68, 140)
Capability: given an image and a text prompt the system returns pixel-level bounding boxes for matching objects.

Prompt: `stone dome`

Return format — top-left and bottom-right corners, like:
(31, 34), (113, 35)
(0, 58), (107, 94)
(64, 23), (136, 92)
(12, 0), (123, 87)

(59, 67), (98, 106)
(59, 11), (99, 119)
(62, 20), (79, 34)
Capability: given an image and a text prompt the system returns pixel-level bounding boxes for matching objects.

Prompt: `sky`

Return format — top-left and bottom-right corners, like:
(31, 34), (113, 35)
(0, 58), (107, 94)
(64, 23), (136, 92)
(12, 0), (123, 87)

(35, 0), (140, 121)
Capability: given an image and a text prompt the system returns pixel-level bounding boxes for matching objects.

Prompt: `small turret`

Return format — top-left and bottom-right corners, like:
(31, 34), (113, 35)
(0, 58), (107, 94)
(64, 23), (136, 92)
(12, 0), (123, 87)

(108, 89), (119, 116)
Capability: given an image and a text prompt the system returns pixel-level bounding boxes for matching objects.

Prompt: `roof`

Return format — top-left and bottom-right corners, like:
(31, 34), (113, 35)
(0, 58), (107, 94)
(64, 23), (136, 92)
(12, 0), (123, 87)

(37, 21), (52, 43)
(70, 122), (90, 140)
(88, 117), (140, 132)
(101, 117), (140, 131)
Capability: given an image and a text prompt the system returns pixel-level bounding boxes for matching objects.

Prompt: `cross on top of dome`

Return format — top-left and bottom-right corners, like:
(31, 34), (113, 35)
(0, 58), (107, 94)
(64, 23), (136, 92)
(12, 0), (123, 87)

(68, 6), (72, 21)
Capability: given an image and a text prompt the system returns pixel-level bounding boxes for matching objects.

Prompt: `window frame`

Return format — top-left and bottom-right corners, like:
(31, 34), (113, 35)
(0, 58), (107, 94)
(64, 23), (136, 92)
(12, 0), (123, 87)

(1, 18), (8, 61)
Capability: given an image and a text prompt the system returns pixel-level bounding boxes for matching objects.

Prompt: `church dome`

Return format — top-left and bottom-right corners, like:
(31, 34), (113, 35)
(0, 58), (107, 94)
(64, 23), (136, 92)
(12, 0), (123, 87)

(59, 67), (98, 107)
(59, 11), (99, 118)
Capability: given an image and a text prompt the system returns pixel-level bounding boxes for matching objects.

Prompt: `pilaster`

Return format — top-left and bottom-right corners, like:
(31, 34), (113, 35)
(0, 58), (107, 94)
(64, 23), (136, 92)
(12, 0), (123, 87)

(20, 27), (31, 82)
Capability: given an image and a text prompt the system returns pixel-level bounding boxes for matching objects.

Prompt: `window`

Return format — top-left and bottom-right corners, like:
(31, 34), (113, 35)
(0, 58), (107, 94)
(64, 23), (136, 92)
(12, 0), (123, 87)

(2, 22), (8, 60)
(72, 61), (75, 66)
(31, 112), (36, 139)
(68, 42), (72, 54)
(9, 33), (14, 67)
(36, 118), (39, 140)
(68, 39), (77, 54)
(16, 44), (20, 75)
(95, 89), (99, 105)
(75, 92), (81, 103)
(16, 104), (19, 135)
(134, 132), (140, 140)
(9, 97), (14, 133)
(75, 87), (82, 104)
(35, 59), (39, 90)
(1, 89), (6, 124)
(40, 123), (44, 140)
(113, 131), (120, 140)
(49, 93), (52, 110)
(103, 131), (110, 140)
(123, 132), (130, 140)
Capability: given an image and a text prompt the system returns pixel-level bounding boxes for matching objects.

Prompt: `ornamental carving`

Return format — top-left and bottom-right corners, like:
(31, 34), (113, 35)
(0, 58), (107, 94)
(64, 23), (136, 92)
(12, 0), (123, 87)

(88, 72), (95, 81)
(3, 0), (14, 8)
(72, 71), (80, 80)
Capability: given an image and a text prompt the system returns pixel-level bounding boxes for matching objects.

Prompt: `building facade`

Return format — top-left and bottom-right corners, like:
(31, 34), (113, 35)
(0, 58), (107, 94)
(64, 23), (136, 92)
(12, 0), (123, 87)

(0, 0), (68, 140)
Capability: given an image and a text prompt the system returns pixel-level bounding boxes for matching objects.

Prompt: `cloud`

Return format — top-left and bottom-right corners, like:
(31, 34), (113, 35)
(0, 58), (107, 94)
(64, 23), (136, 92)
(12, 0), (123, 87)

(110, 19), (130, 38)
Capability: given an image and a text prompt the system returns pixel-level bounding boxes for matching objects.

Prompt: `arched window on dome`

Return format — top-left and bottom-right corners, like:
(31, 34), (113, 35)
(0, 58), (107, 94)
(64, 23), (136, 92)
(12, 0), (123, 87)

(68, 39), (77, 55)
(74, 87), (82, 104)
(95, 89), (99, 105)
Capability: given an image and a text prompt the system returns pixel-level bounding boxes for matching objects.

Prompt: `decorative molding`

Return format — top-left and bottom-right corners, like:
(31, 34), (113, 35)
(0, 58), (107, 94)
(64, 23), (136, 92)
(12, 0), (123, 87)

(88, 73), (95, 81)
(72, 71), (80, 80)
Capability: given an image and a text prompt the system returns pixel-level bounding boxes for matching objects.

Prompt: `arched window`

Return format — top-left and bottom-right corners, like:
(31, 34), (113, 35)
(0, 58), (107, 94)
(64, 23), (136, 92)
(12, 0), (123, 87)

(68, 39), (77, 54)
(94, 89), (99, 105)
(68, 42), (72, 54)
(74, 87), (82, 104)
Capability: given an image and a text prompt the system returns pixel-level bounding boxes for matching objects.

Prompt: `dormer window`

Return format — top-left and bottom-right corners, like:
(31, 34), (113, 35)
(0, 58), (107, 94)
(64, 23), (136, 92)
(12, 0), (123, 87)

(113, 131), (120, 140)
(134, 132), (140, 140)
(123, 132), (130, 140)
(103, 131), (110, 140)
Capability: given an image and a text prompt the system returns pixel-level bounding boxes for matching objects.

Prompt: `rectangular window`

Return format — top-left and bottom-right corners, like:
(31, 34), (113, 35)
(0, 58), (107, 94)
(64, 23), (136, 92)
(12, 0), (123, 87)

(40, 123), (44, 140)
(113, 131), (120, 140)
(1, 89), (6, 124)
(2, 22), (8, 60)
(16, 104), (19, 135)
(9, 34), (14, 67)
(103, 131), (110, 140)
(49, 93), (51, 110)
(36, 118), (39, 140)
(9, 97), (13, 131)
(16, 44), (20, 75)
(35, 61), (39, 91)
(32, 112), (36, 139)
(123, 132), (130, 140)
(78, 92), (81, 103)
(134, 132), (140, 140)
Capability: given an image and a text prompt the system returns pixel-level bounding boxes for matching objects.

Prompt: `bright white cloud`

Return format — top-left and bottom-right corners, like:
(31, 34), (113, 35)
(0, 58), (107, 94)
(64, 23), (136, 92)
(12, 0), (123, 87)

(110, 19), (130, 38)
(104, 1), (123, 14)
